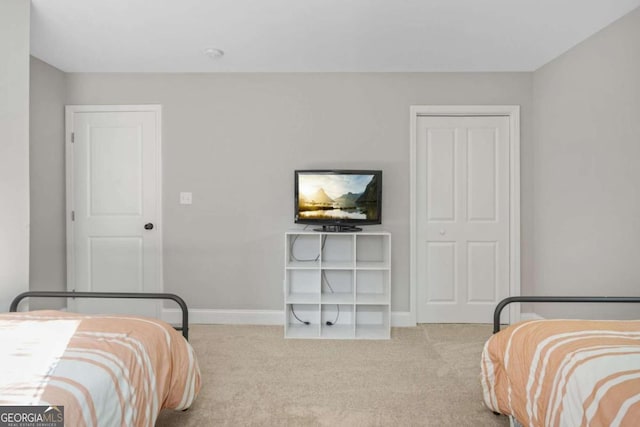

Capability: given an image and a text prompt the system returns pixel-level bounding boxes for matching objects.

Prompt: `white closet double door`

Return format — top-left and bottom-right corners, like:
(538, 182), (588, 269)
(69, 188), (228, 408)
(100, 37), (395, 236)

(416, 116), (511, 323)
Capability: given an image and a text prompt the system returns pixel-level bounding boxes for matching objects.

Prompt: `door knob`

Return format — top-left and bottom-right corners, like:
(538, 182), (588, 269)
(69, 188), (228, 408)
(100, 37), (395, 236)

(144, 223), (154, 230)
(439, 229), (446, 235)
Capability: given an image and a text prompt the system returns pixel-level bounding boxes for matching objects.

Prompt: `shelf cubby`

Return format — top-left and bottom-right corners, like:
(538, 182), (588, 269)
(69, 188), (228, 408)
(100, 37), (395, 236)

(286, 233), (321, 268)
(321, 304), (354, 339)
(356, 270), (390, 305)
(355, 234), (391, 269)
(321, 234), (354, 268)
(355, 305), (390, 339)
(321, 269), (354, 304)
(285, 304), (320, 339)
(285, 269), (320, 304)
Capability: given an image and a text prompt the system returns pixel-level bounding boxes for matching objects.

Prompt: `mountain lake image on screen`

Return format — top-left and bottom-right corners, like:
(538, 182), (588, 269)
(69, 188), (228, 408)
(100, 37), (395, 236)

(295, 171), (381, 223)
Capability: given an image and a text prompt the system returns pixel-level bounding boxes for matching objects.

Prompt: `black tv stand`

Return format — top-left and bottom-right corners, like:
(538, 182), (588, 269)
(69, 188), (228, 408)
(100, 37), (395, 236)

(313, 225), (363, 232)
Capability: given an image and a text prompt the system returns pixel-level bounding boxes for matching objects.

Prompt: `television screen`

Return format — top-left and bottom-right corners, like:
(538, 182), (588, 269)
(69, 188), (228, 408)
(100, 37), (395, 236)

(295, 170), (382, 227)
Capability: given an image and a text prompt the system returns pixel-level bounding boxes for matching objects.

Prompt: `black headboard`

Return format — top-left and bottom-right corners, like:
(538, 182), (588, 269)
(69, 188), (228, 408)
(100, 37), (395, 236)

(10, 291), (190, 340)
(493, 296), (640, 333)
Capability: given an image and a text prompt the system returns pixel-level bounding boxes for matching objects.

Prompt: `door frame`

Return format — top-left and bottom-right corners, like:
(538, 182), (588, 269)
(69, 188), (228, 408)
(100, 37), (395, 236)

(409, 105), (520, 325)
(65, 105), (163, 307)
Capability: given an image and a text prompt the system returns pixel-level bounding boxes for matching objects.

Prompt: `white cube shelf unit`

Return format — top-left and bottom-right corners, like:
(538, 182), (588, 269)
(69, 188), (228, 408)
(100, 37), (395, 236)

(284, 230), (391, 339)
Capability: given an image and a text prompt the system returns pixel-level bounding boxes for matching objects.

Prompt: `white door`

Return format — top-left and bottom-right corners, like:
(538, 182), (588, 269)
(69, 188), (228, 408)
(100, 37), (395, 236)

(416, 115), (510, 323)
(66, 106), (162, 316)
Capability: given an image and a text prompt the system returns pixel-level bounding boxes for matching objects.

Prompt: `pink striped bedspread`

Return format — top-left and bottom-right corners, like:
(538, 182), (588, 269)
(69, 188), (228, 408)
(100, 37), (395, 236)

(0, 310), (201, 427)
(481, 319), (640, 427)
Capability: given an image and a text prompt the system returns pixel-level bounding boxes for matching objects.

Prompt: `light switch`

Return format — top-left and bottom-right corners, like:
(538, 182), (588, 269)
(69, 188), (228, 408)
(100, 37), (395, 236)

(180, 192), (192, 205)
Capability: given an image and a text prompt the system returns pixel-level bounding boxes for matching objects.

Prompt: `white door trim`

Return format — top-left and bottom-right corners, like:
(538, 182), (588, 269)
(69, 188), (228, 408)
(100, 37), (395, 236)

(65, 105), (163, 305)
(409, 105), (520, 326)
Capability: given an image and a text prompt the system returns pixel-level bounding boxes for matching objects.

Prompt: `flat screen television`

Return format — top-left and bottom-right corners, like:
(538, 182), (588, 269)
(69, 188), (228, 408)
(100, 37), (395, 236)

(294, 170), (382, 232)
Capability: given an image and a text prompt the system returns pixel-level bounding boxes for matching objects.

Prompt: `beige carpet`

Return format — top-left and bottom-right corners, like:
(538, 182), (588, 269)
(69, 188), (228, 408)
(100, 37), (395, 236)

(156, 324), (509, 426)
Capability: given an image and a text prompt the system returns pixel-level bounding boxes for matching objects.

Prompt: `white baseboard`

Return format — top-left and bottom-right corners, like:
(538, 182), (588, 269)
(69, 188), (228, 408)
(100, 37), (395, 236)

(391, 311), (413, 327)
(520, 312), (544, 321)
(162, 308), (283, 325)
(163, 309), (414, 327)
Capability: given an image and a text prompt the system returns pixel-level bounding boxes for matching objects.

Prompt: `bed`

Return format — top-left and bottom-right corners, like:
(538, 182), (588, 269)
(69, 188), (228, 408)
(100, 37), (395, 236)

(0, 291), (201, 427)
(481, 296), (640, 427)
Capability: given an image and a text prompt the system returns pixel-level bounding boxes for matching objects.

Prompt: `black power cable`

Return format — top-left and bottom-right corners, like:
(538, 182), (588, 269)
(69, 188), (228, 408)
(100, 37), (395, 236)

(290, 307), (310, 325)
(289, 232), (329, 325)
(322, 270), (340, 326)
(289, 234), (341, 327)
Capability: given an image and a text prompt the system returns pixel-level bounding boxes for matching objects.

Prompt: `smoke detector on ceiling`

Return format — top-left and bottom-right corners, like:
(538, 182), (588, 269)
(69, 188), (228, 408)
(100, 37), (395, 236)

(203, 48), (224, 60)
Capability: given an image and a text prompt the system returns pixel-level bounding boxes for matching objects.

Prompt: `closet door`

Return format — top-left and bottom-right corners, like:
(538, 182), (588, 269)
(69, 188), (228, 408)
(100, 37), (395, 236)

(416, 115), (510, 323)
(67, 106), (162, 316)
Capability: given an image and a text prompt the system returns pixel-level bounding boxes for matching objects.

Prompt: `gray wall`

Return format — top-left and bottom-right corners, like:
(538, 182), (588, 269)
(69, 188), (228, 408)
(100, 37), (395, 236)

(531, 7), (640, 318)
(29, 56), (67, 309)
(0, 0), (30, 311)
(61, 72), (534, 312)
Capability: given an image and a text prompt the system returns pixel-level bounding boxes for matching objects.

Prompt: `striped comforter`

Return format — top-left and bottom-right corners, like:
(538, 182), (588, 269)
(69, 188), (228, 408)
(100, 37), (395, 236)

(0, 310), (201, 427)
(481, 320), (640, 427)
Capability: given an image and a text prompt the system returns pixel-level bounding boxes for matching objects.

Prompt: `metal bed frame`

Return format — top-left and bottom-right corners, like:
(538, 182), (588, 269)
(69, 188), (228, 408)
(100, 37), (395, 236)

(9, 291), (190, 340)
(493, 296), (640, 333)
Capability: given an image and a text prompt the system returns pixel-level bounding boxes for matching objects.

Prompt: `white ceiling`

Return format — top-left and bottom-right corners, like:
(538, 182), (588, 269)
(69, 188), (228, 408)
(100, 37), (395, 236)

(30, 0), (640, 73)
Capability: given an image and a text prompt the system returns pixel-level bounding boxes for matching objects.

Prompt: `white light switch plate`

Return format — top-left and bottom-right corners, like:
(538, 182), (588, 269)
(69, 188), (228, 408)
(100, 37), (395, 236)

(180, 192), (192, 205)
